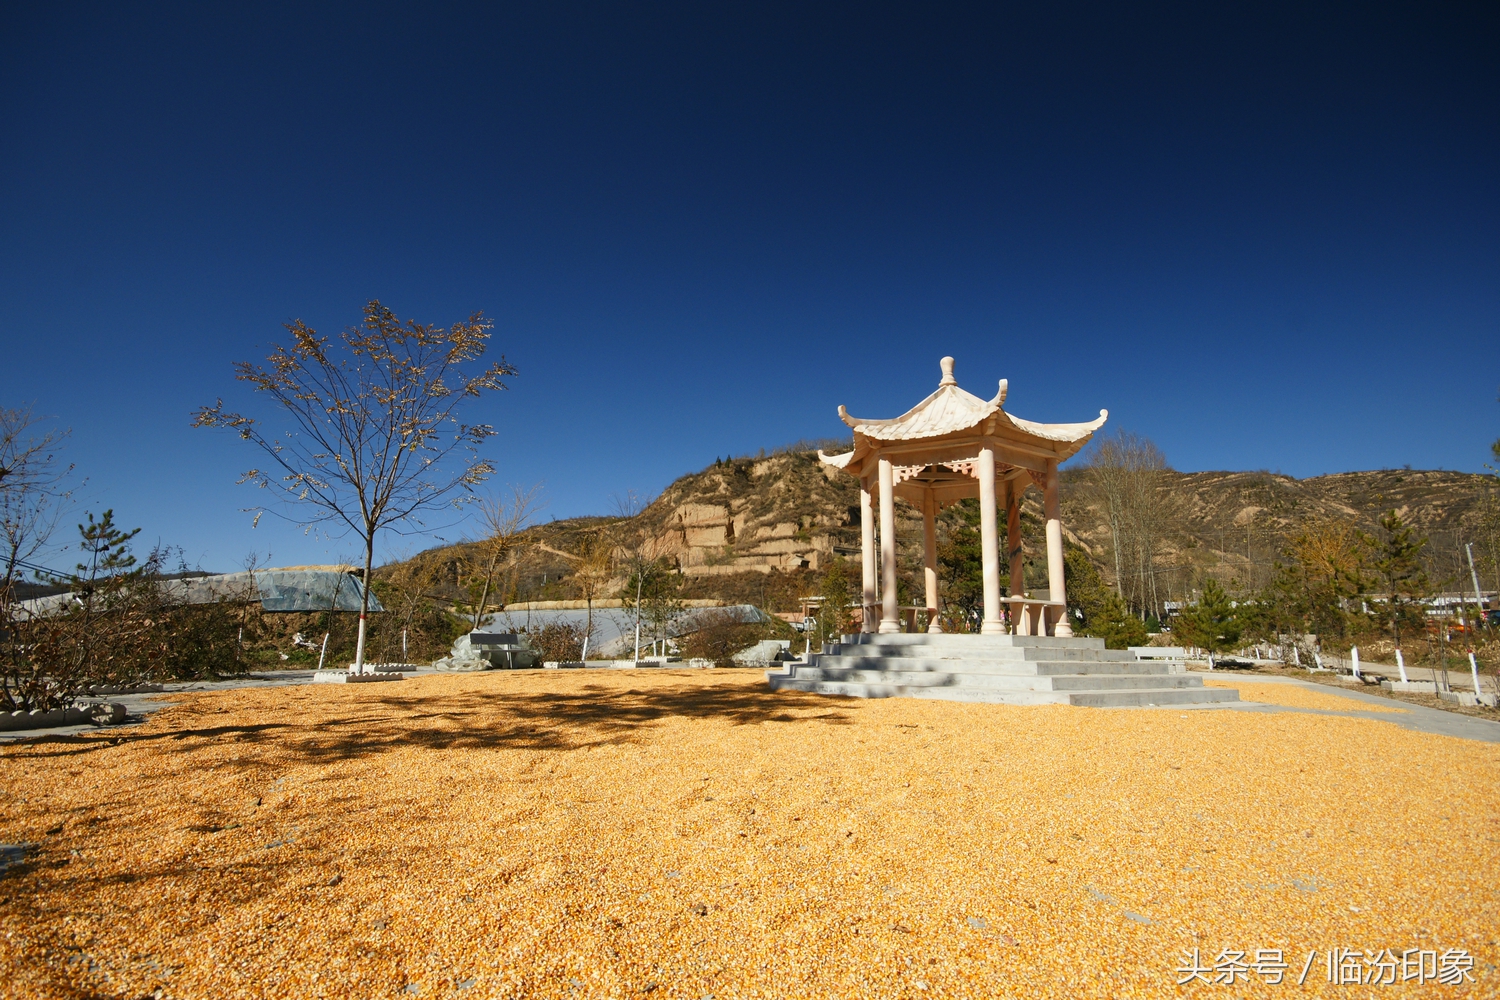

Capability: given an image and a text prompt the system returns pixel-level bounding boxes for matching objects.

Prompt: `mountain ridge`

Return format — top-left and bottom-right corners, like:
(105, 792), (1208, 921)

(379, 456), (1498, 613)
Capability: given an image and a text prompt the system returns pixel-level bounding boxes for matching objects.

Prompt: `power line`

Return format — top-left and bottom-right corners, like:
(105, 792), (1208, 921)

(7, 557), (68, 579)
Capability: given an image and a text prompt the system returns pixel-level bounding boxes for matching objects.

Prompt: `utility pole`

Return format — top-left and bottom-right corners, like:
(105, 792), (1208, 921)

(1464, 542), (1489, 698)
(1437, 616), (1451, 694)
(1466, 543), (1487, 626)
(633, 572), (643, 666)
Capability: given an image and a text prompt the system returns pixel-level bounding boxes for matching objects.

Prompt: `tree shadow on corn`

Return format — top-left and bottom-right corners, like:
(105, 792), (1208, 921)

(11, 676), (853, 763)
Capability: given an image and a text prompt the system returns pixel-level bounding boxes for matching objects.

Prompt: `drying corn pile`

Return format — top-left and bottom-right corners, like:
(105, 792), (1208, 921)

(1199, 678), (1408, 714)
(1, 669), (1496, 999)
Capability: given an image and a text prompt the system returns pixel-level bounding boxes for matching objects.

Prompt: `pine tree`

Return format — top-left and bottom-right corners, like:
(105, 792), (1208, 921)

(68, 510), (145, 618)
(815, 560), (853, 644)
(42, 510), (152, 701)
(1087, 591), (1150, 650)
(938, 499), (985, 631)
(1064, 548), (1151, 648)
(1250, 521), (1368, 647)
(1370, 510), (1429, 655)
(1174, 578), (1242, 666)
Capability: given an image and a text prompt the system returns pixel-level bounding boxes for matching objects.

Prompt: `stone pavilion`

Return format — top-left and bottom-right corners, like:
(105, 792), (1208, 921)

(772, 358), (1239, 707)
(818, 356), (1105, 636)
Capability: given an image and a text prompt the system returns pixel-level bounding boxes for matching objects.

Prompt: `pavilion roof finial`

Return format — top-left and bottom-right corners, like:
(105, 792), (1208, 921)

(939, 356), (957, 387)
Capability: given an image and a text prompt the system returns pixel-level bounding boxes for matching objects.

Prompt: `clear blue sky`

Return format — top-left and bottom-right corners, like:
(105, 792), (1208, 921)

(2, 3), (1496, 573)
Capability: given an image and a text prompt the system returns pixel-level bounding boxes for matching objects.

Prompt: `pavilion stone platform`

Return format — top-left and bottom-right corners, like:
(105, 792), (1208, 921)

(768, 633), (1239, 707)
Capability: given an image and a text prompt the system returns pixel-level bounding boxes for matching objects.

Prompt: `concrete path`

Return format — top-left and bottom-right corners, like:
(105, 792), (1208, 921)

(1284, 654), (1498, 694)
(0, 670), (322, 742)
(1189, 671), (1500, 744)
(1362, 661), (1494, 694)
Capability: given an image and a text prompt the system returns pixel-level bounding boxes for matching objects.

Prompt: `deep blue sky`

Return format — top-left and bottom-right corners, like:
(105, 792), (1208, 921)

(2, 3), (1496, 572)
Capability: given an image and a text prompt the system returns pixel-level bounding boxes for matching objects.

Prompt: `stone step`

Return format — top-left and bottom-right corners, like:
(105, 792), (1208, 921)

(1022, 647), (1138, 662)
(808, 655), (1177, 676)
(766, 633), (1236, 708)
(788, 669), (974, 688)
(834, 638), (1116, 653)
(1031, 659), (1178, 675)
(785, 667), (1202, 692)
(767, 675), (1240, 708)
(909, 686), (1236, 707)
(772, 679), (949, 701)
(1045, 673), (1201, 691)
(903, 688), (1074, 706)
(825, 643), (1139, 663)
(1065, 688), (1239, 707)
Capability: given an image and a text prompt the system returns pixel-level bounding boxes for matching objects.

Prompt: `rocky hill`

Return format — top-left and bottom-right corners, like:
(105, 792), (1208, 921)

(380, 454), (1499, 613)
(1084, 467), (1498, 598)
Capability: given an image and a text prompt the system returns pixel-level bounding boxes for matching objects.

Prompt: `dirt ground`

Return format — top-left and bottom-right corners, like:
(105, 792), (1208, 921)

(1, 669), (1496, 999)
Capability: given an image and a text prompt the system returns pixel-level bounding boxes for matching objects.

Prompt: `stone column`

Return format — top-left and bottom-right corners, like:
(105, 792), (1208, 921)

(1006, 480), (1023, 634)
(878, 456), (900, 634)
(978, 446), (1003, 634)
(1044, 458), (1072, 637)
(922, 489), (942, 633)
(1007, 480), (1024, 593)
(859, 477), (877, 632)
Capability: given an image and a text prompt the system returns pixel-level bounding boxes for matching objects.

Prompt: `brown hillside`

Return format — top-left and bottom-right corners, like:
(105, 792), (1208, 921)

(1107, 468), (1499, 595)
(379, 456), (1500, 613)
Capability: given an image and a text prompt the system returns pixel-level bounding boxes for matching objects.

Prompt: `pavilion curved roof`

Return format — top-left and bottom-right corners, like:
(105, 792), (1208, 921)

(818, 357), (1108, 472)
(837, 376), (1004, 441)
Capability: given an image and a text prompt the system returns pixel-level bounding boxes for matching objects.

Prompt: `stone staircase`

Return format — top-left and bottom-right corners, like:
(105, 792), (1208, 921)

(766, 633), (1240, 708)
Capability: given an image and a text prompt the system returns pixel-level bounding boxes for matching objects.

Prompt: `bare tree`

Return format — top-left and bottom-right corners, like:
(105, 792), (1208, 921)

(0, 406), (74, 623)
(194, 301), (516, 672)
(1124, 438), (1174, 617)
(610, 490), (682, 663)
(1084, 435), (1130, 600)
(1081, 430), (1175, 619)
(466, 483), (544, 628)
(569, 529), (614, 659)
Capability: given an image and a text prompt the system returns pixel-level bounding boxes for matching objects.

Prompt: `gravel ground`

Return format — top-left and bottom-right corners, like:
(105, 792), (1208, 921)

(1, 669), (1496, 999)
(1199, 679), (1408, 714)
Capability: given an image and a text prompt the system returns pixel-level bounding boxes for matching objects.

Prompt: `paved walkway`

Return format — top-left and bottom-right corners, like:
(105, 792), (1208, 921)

(1190, 671), (1500, 744)
(0, 670), (321, 742)
(1348, 660), (1495, 693)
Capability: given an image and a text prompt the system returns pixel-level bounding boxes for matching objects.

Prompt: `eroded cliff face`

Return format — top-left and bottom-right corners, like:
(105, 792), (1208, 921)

(640, 452), (861, 576)
(378, 452), (873, 609)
